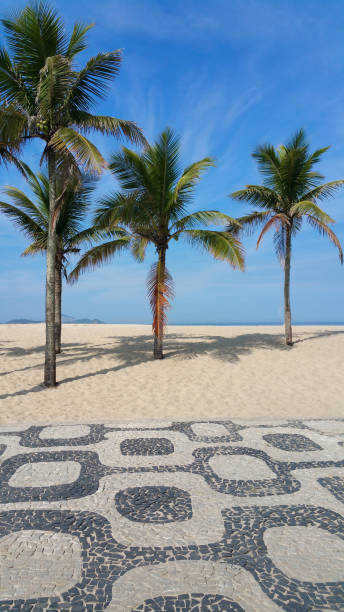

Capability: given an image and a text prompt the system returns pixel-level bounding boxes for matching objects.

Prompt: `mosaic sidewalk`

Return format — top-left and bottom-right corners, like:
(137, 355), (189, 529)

(0, 419), (343, 611)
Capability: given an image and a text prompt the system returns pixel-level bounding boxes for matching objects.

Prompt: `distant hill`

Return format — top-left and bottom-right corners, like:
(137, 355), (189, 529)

(6, 315), (104, 324)
(61, 314), (75, 323)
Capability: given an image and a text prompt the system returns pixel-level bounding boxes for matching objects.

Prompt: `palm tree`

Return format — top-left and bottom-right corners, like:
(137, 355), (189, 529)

(0, 165), (100, 353)
(230, 129), (343, 345)
(69, 128), (245, 359)
(0, 2), (145, 385)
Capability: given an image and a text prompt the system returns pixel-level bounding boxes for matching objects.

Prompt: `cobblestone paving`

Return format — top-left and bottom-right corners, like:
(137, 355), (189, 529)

(0, 419), (343, 611)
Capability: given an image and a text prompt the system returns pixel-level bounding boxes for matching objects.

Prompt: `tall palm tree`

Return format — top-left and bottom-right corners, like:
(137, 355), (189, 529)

(230, 129), (343, 345)
(0, 165), (100, 353)
(69, 128), (244, 359)
(0, 2), (145, 385)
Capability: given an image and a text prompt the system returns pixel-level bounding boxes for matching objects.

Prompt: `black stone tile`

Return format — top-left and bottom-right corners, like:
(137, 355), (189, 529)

(263, 433), (322, 452)
(120, 438), (174, 456)
(318, 476), (344, 504)
(115, 486), (192, 523)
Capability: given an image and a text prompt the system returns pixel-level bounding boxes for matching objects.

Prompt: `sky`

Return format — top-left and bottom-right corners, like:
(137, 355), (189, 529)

(1, 0), (344, 324)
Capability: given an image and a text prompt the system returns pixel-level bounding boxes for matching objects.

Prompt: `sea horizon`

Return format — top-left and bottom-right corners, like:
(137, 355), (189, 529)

(2, 320), (344, 326)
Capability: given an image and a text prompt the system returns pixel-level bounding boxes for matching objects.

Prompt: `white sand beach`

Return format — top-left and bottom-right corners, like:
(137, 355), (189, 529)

(0, 324), (343, 424)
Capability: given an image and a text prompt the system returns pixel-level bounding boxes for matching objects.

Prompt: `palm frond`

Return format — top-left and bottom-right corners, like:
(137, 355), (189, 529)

(147, 260), (174, 338)
(302, 180), (344, 202)
(273, 227), (286, 263)
(2, 2), (68, 86)
(2, 184), (48, 226)
(172, 210), (240, 233)
(230, 185), (279, 210)
(146, 127), (181, 208)
(66, 226), (113, 249)
(131, 236), (149, 262)
(109, 148), (152, 192)
(227, 211), (271, 236)
(184, 229), (245, 270)
(94, 192), (152, 229)
(21, 237), (47, 255)
(256, 214), (289, 249)
(290, 200), (334, 223)
(252, 144), (282, 191)
(66, 22), (94, 58)
(0, 47), (35, 109)
(36, 54), (73, 121)
(72, 111), (146, 146)
(0, 200), (45, 239)
(49, 127), (107, 174)
(284, 128), (307, 152)
(173, 157), (215, 205)
(0, 146), (25, 175)
(20, 164), (50, 215)
(68, 236), (132, 283)
(0, 104), (29, 144)
(306, 215), (343, 263)
(67, 51), (122, 111)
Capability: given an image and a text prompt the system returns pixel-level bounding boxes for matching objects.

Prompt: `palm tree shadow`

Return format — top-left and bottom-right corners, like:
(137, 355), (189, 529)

(293, 329), (344, 343)
(1, 328), (343, 400)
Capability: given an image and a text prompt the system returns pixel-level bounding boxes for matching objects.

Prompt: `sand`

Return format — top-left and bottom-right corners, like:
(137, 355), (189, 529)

(0, 324), (343, 424)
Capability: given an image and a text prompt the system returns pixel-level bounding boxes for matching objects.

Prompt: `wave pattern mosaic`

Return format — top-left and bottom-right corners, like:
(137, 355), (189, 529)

(0, 418), (343, 611)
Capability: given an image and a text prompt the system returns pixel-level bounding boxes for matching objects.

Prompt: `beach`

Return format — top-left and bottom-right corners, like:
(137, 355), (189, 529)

(1, 323), (343, 424)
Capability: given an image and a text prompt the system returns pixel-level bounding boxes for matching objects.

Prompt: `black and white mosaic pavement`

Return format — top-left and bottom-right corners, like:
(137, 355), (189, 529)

(0, 419), (343, 611)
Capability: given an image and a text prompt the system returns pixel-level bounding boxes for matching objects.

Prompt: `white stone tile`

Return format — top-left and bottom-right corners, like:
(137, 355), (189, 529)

(0, 530), (82, 599)
(209, 454), (274, 481)
(109, 560), (281, 611)
(264, 526), (344, 581)
(39, 424), (90, 439)
(191, 422), (229, 437)
(9, 461), (81, 487)
(305, 420), (344, 434)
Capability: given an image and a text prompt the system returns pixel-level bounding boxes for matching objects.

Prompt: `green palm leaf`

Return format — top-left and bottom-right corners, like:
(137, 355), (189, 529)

(66, 22), (94, 58)
(230, 185), (279, 210)
(67, 51), (122, 111)
(73, 112), (146, 146)
(227, 211), (271, 236)
(36, 54), (73, 120)
(184, 229), (245, 269)
(68, 236), (132, 283)
(49, 127), (107, 174)
(1, 3), (68, 86)
(0, 200), (45, 239)
(172, 211), (240, 233)
(173, 158), (215, 204)
(302, 180), (344, 202)
(290, 200), (334, 223)
(0, 48), (35, 109)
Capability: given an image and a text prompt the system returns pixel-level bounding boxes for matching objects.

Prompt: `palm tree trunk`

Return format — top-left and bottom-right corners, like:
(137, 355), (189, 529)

(153, 248), (166, 360)
(284, 225), (292, 346)
(55, 254), (62, 354)
(44, 150), (57, 386)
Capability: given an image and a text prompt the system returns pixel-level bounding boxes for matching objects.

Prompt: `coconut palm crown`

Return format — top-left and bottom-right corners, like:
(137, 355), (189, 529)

(69, 128), (245, 358)
(0, 165), (102, 352)
(230, 129), (343, 345)
(0, 1), (145, 385)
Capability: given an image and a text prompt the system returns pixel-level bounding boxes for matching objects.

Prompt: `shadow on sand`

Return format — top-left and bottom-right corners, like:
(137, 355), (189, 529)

(1, 328), (343, 400)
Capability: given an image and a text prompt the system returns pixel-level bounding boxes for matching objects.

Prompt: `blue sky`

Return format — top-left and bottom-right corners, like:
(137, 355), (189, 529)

(1, 0), (344, 323)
